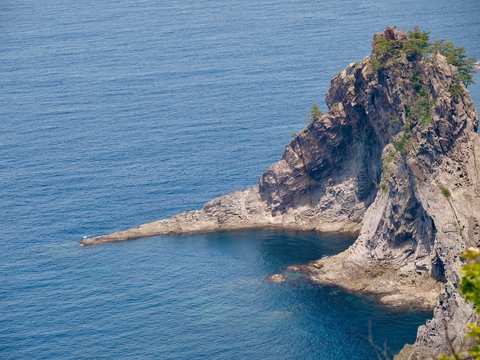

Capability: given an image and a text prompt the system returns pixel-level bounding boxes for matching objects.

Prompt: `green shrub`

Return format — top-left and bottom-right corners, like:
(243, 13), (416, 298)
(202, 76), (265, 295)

(384, 150), (396, 164)
(410, 71), (427, 96)
(403, 104), (412, 119)
(432, 40), (476, 86)
(460, 248), (480, 312)
(373, 35), (399, 59)
(449, 83), (464, 97)
(311, 103), (323, 117)
(394, 133), (410, 154)
(404, 73), (435, 129)
(415, 97), (435, 128)
(371, 58), (382, 73)
(371, 35), (399, 72)
(379, 167), (392, 193)
(437, 182), (452, 198)
(380, 181), (389, 193)
(459, 249), (480, 360)
(394, 139), (406, 153)
(307, 103), (323, 124)
(403, 28), (432, 60)
(440, 248), (480, 359)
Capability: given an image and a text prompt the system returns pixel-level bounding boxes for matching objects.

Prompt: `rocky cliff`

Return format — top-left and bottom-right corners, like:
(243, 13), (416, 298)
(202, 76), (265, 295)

(81, 28), (479, 359)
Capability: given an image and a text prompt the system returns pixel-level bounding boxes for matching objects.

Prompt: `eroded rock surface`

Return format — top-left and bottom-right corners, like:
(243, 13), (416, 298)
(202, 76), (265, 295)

(81, 28), (480, 359)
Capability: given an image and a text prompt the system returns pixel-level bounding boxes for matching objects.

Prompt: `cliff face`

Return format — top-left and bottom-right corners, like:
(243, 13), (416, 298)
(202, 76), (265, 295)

(81, 28), (480, 359)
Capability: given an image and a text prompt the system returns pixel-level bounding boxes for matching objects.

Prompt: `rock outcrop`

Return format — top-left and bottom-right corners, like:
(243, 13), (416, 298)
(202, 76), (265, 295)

(81, 28), (479, 359)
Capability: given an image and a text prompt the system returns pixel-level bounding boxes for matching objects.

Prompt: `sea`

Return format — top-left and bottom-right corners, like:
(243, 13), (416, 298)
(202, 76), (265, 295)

(1, 1), (479, 359)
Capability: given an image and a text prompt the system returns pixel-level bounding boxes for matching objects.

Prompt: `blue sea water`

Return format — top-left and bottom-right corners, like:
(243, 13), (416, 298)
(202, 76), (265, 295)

(1, 0), (479, 359)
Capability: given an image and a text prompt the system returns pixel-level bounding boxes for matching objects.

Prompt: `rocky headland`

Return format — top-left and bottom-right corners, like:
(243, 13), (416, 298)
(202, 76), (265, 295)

(81, 28), (479, 359)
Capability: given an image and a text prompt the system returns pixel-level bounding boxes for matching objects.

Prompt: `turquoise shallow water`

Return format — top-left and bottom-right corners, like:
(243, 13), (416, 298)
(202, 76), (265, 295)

(1, 0), (479, 359)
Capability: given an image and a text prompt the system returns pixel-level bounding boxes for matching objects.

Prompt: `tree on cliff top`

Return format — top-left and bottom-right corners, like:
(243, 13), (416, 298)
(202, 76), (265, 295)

(371, 27), (476, 87)
(432, 40), (477, 87)
(403, 27), (431, 60)
(306, 103), (323, 125)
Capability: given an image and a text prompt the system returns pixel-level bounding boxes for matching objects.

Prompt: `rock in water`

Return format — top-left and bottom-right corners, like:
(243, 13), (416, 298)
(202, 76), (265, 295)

(266, 274), (286, 283)
(81, 28), (480, 359)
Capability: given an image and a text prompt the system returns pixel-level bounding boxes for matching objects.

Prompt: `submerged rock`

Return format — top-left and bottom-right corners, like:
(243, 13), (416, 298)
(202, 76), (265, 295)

(81, 28), (480, 359)
(266, 274), (286, 283)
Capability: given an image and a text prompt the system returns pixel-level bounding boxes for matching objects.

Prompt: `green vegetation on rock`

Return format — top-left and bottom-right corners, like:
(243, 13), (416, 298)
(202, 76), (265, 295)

(371, 28), (476, 136)
(371, 27), (476, 88)
(411, 71), (427, 96)
(394, 136), (408, 154)
(415, 97), (435, 128)
(403, 28), (431, 60)
(437, 182), (452, 198)
(432, 40), (477, 87)
(394, 120), (413, 154)
(449, 83), (465, 97)
(372, 35), (399, 72)
(379, 150), (397, 193)
(440, 248), (480, 360)
(405, 70), (435, 128)
(307, 103), (323, 125)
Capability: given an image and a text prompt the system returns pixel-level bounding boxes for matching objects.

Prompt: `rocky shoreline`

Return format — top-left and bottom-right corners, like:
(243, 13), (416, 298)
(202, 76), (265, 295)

(81, 28), (479, 359)
(267, 252), (441, 311)
(80, 185), (363, 246)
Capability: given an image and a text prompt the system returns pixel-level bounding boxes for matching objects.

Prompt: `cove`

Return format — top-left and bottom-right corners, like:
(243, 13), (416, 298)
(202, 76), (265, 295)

(2, 230), (431, 359)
